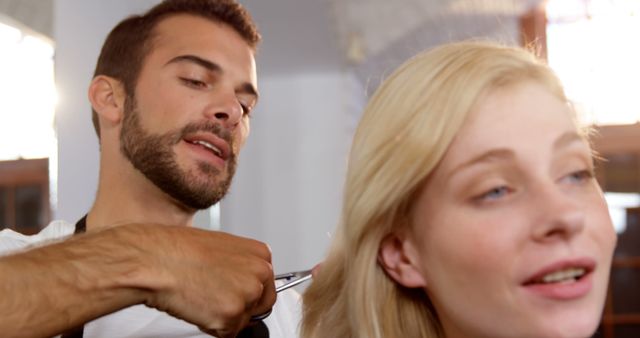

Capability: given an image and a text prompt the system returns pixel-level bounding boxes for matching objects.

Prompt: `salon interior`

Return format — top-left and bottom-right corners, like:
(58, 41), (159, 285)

(0, 0), (638, 336)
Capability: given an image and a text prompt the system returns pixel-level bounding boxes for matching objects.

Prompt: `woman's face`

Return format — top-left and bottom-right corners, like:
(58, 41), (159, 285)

(406, 81), (616, 338)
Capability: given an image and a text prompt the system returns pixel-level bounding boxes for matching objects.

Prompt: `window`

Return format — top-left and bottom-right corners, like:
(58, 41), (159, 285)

(0, 20), (55, 233)
(547, 0), (640, 125)
(545, 2), (640, 336)
(0, 159), (50, 234)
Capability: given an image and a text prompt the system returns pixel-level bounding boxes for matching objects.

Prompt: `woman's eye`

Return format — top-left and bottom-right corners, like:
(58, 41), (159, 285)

(563, 169), (594, 184)
(476, 186), (510, 202)
(180, 78), (207, 89)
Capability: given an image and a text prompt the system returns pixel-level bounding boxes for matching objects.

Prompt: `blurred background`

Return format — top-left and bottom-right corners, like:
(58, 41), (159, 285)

(0, 1), (638, 336)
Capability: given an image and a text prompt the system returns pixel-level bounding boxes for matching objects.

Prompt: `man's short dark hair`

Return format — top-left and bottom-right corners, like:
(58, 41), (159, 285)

(91, 0), (261, 138)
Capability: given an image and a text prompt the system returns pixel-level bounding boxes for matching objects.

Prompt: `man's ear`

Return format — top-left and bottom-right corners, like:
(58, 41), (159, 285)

(88, 75), (126, 125)
(378, 232), (427, 288)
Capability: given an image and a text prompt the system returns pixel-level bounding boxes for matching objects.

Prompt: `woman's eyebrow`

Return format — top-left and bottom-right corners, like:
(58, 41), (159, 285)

(448, 149), (515, 179)
(448, 131), (587, 179)
(553, 131), (584, 150)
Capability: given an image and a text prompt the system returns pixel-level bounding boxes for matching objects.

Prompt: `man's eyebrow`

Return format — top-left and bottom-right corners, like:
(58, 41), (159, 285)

(165, 54), (259, 99)
(166, 54), (222, 73)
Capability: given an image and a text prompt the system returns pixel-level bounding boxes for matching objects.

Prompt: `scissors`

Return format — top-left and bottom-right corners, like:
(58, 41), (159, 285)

(250, 269), (313, 321)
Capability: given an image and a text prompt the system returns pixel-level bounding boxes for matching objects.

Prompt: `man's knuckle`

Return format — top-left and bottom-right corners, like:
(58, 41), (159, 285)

(251, 241), (271, 260)
(246, 279), (265, 300)
(220, 297), (246, 319)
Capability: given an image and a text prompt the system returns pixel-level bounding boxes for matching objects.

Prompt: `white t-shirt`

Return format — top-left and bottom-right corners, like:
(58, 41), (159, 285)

(0, 221), (301, 338)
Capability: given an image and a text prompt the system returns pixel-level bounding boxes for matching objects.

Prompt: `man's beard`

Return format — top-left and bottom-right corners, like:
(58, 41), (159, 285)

(119, 95), (236, 210)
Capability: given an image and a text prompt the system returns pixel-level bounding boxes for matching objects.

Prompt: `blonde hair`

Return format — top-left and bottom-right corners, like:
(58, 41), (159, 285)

(301, 41), (569, 338)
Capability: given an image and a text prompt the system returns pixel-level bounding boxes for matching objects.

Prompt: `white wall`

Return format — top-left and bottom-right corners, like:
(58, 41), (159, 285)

(222, 71), (362, 272)
(54, 0), (158, 222)
(53, 0), (355, 271)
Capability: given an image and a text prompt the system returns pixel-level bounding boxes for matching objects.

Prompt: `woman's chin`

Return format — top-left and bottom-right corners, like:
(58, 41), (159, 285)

(532, 312), (601, 338)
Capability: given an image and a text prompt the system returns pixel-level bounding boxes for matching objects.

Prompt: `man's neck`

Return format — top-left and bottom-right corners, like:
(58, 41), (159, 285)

(87, 160), (195, 231)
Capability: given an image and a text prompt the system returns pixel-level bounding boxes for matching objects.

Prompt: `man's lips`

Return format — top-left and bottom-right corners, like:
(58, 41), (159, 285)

(183, 133), (231, 161)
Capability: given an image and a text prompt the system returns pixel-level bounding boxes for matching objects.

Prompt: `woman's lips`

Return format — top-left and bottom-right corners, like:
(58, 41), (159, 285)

(521, 257), (596, 300)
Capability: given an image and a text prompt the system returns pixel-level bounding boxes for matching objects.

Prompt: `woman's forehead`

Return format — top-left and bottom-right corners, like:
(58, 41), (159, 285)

(437, 81), (578, 171)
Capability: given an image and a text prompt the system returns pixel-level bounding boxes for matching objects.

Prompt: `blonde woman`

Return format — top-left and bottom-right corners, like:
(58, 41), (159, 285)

(302, 41), (616, 338)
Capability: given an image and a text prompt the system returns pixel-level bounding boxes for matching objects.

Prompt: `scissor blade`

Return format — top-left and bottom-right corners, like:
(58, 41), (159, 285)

(275, 270), (312, 293)
(275, 269), (312, 280)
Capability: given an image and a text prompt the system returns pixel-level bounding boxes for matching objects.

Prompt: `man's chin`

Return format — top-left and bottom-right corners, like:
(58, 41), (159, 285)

(173, 181), (231, 210)
(172, 195), (219, 211)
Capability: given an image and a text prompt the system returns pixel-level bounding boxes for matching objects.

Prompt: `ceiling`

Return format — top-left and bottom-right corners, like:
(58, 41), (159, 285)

(0, 0), (343, 76)
(332, 0), (542, 60)
(0, 0), (543, 80)
(241, 0), (344, 76)
(0, 0), (52, 39)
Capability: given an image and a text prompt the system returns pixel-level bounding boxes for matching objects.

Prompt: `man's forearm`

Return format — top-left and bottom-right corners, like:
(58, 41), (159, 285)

(0, 223), (278, 338)
(0, 228), (149, 338)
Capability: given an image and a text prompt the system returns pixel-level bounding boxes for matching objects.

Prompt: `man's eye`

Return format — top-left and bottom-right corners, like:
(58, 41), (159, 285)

(180, 78), (207, 89)
(240, 103), (253, 118)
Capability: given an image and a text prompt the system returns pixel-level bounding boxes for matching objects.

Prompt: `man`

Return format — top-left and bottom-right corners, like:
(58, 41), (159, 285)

(0, 0), (300, 337)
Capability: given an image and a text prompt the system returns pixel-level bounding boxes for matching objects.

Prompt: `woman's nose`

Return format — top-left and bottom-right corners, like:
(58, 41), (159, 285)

(531, 184), (586, 242)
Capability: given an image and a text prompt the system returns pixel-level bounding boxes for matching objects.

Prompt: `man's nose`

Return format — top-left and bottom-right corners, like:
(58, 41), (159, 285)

(204, 91), (243, 128)
(531, 183), (586, 242)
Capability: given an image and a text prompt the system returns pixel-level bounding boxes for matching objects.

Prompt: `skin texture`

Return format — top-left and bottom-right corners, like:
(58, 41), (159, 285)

(381, 81), (616, 338)
(0, 14), (272, 338)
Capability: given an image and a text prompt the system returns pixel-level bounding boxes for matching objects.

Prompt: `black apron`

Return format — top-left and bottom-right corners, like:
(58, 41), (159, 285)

(60, 216), (269, 338)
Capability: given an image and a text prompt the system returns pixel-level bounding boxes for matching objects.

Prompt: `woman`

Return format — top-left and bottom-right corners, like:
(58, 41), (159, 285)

(301, 41), (616, 338)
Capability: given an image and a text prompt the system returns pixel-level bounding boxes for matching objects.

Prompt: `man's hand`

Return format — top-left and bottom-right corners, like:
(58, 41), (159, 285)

(113, 224), (276, 337)
(0, 223), (276, 338)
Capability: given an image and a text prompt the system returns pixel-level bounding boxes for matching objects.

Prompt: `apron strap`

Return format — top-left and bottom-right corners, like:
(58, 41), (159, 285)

(60, 215), (87, 338)
(61, 215), (270, 337)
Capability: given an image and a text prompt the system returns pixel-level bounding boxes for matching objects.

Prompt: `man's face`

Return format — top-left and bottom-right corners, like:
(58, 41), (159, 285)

(120, 14), (258, 210)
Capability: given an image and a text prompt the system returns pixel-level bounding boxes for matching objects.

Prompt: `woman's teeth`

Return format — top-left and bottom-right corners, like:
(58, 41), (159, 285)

(540, 267), (586, 284)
